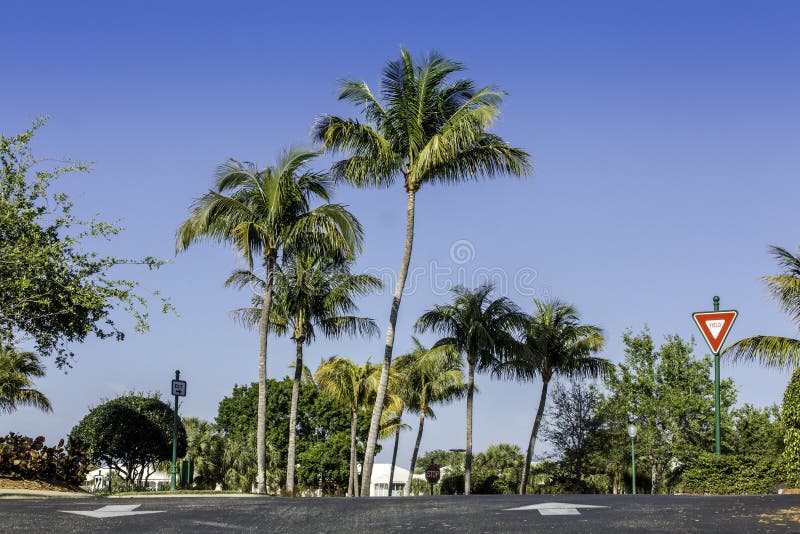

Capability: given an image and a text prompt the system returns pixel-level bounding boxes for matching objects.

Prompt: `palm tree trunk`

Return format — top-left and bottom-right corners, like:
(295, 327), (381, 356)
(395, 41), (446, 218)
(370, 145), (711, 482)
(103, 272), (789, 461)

(361, 187), (417, 496)
(520, 379), (550, 495)
(348, 409), (358, 497)
(388, 410), (403, 496)
(406, 410), (426, 496)
(465, 361), (475, 496)
(256, 252), (276, 494)
(285, 338), (303, 496)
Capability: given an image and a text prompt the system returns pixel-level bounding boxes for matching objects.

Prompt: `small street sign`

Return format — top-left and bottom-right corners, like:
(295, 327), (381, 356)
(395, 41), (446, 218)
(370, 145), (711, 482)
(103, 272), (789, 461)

(425, 464), (441, 485)
(692, 310), (738, 354)
(171, 379), (187, 397)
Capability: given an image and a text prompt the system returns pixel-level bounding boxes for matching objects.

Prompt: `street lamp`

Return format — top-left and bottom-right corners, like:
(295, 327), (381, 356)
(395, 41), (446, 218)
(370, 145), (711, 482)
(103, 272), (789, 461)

(627, 424), (638, 495)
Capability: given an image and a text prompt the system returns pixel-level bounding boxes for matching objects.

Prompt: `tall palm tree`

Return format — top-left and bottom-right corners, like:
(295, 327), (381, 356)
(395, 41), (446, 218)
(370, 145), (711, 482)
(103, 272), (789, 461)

(500, 299), (609, 494)
(0, 346), (51, 414)
(314, 50), (531, 494)
(394, 337), (467, 496)
(315, 357), (382, 497)
(415, 284), (525, 495)
(176, 148), (363, 493)
(724, 246), (800, 368)
(380, 362), (411, 497)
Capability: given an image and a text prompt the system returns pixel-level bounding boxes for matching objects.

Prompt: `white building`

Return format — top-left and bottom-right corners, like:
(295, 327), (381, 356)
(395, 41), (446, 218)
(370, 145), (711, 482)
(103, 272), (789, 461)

(367, 463), (427, 497)
(85, 466), (172, 491)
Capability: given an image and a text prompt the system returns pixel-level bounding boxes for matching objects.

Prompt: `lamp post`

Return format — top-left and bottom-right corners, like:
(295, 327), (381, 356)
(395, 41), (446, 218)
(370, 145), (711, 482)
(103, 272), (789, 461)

(627, 424), (638, 495)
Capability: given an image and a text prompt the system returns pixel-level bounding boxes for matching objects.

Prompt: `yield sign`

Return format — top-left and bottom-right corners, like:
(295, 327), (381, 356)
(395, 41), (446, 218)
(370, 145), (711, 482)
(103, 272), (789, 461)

(692, 310), (738, 354)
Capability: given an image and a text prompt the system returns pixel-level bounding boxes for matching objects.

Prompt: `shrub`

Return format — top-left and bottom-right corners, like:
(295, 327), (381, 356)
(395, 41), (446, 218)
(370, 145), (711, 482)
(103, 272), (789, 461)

(0, 433), (89, 486)
(679, 453), (782, 494)
(783, 369), (800, 486)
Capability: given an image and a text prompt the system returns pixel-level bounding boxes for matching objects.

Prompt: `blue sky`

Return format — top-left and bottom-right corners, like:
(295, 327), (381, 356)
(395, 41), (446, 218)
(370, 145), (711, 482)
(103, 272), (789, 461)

(3, 1), (799, 465)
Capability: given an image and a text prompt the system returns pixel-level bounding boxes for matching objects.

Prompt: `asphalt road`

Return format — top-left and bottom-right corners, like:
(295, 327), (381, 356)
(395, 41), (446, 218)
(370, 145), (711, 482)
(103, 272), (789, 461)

(2, 493), (800, 533)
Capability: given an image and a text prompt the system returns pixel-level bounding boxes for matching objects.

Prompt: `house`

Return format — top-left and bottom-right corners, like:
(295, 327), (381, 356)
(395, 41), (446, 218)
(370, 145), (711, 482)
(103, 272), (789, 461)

(367, 463), (427, 497)
(85, 466), (172, 491)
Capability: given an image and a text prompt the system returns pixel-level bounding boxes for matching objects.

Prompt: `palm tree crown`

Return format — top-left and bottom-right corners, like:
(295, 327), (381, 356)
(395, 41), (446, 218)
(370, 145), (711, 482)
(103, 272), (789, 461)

(0, 346), (52, 414)
(724, 246), (800, 368)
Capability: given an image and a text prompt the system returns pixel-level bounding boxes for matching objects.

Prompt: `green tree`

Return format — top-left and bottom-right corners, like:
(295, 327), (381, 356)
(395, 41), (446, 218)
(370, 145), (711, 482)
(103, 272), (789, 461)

(314, 50), (531, 494)
(393, 338), (467, 496)
(498, 300), (609, 494)
(315, 357), (382, 496)
(228, 255), (380, 494)
(473, 443), (525, 494)
(415, 284), (525, 494)
(416, 449), (466, 475)
(730, 404), (783, 458)
(605, 330), (736, 494)
(724, 246), (800, 367)
(69, 393), (187, 487)
(1, 121), (169, 367)
(0, 346), (51, 414)
(542, 380), (605, 483)
(176, 149), (363, 493)
(182, 417), (226, 489)
(783, 369), (800, 485)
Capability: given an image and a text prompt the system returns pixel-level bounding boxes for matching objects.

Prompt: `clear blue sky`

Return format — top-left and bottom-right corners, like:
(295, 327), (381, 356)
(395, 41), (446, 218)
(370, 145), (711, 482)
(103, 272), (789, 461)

(3, 1), (799, 465)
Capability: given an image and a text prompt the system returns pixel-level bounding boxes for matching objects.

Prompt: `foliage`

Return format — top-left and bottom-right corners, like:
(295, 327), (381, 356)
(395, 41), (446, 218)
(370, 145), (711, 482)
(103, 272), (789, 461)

(602, 329), (737, 494)
(182, 417), (226, 489)
(0, 345), (51, 414)
(680, 453), (782, 494)
(724, 246), (800, 368)
(730, 404), (783, 458)
(68, 393), (187, 484)
(415, 449), (465, 474)
(783, 369), (800, 486)
(473, 443), (525, 494)
(0, 121), (169, 367)
(0, 433), (89, 486)
(296, 431), (352, 494)
(543, 380), (605, 482)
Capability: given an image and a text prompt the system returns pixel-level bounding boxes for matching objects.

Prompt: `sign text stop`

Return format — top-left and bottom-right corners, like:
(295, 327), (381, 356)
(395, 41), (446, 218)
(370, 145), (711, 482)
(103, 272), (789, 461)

(425, 463), (441, 484)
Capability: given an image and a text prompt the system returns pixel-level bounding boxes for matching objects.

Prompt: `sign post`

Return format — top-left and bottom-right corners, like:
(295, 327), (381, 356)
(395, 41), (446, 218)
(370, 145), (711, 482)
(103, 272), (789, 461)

(425, 463), (441, 496)
(170, 370), (187, 491)
(692, 296), (737, 455)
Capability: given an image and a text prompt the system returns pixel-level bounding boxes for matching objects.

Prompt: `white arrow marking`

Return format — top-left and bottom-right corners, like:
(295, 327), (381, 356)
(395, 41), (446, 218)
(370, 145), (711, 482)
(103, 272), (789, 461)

(706, 320), (725, 339)
(505, 502), (608, 516)
(61, 504), (164, 518)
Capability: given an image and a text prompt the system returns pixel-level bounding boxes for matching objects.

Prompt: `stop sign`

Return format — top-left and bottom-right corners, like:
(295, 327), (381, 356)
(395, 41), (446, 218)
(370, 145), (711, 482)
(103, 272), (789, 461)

(425, 463), (441, 484)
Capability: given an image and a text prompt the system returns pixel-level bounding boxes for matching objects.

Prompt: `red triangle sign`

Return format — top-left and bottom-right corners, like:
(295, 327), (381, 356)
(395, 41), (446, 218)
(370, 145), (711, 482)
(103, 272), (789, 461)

(692, 310), (738, 354)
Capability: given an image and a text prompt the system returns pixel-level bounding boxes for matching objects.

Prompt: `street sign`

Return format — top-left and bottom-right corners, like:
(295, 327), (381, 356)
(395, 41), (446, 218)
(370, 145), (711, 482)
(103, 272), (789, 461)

(171, 379), (187, 397)
(425, 464), (441, 485)
(692, 310), (738, 354)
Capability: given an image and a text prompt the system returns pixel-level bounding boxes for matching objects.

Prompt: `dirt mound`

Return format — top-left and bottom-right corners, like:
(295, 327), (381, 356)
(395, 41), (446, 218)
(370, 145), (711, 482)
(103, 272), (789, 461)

(0, 477), (83, 493)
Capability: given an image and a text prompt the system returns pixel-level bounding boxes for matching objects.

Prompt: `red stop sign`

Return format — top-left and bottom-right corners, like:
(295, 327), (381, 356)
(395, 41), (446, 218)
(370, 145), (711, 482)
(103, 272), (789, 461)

(425, 463), (441, 484)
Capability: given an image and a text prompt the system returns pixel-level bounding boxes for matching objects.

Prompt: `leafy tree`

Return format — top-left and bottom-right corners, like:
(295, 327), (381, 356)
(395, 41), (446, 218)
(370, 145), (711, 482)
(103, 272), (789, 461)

(604, 330), (736, 494)
(415, 283), (525, 494)
(69, 393), (187, 486)
(177, 149), (363, 493)
(393, 338), (467, 495)
(724, 246), (800, 368)
(182, 417), (226, 489)
(473, 443), (525, 494)
(783, 369), (800, 485)
(730, 404), (783, 458)
(1, 121), (169, 367)
(416, 448), (466, 475)
(314, 50), (531, 494)
(0, 346), (51, 414)
(498, 300), (609, 494)
(228, 255), (380, 494)
(542, 380), (605, 483)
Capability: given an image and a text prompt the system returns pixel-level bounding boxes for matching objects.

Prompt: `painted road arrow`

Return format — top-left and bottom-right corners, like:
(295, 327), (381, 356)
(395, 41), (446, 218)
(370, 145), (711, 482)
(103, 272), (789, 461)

(61, 504), (164, 518)
(505, 502), (608, 516)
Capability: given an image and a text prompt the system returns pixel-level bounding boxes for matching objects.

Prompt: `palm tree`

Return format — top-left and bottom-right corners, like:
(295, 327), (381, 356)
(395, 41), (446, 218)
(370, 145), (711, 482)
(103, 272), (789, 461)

(724, 246), (800, 368)
(0, 346), (51, 414)
(176, 148), (363, 493)
(414, 284), (525, 495)
(315, 357), (382, 497)
(314, 50), (531, 494)
(500, 299), (610, 494)
(394, 338), (467, 496)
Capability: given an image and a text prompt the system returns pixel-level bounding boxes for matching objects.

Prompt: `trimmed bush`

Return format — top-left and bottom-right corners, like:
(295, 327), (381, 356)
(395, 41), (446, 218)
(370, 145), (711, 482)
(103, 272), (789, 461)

(0, 433), (89, 486)
(783, 369), (800, 486)
(679, 453), (781, 494)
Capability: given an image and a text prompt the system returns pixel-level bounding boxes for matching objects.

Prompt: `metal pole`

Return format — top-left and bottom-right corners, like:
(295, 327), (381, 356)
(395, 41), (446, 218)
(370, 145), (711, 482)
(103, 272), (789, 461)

(713, 296), (721, 455)
(630, 436), (636, 495)
(171, 370), (179, 491)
